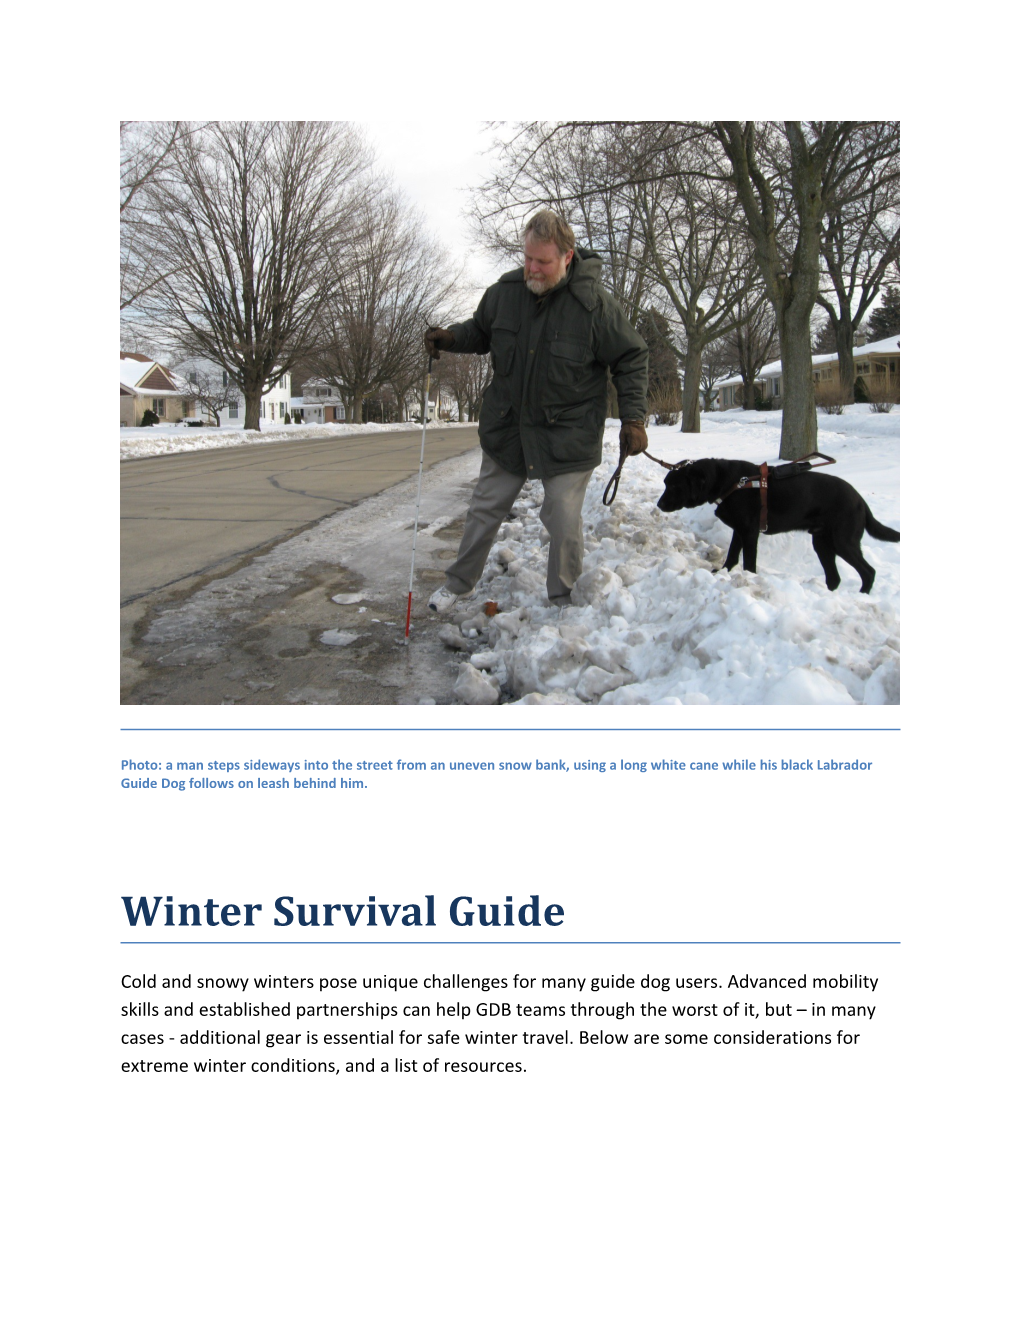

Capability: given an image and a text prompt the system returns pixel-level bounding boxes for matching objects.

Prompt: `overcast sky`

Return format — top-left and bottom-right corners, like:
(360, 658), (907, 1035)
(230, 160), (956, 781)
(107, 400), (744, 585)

(360, 120), (508, 308)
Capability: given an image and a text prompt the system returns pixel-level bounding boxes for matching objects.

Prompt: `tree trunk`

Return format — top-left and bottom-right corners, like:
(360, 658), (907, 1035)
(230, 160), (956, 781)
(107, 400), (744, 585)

(244, 392), (261, 431)
(776, 297), (818, 460)
(350, 393), (364, 424)
(740, 372), (755, 409)
(681, 347), (703, 432)
(834, 316), (856, 403)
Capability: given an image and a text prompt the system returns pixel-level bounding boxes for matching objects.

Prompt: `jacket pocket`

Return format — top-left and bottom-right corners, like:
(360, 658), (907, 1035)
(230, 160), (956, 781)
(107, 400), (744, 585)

(545, 399), (595, 426)
(545, 399), (600, 465)
(546, 336), (593, 397)
(490, 316), (519, 376)
(479, 401), (524, 474)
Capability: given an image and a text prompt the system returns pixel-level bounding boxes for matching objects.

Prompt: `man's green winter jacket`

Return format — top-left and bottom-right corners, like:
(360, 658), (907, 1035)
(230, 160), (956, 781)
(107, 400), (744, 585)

(447, 247), (648, 480)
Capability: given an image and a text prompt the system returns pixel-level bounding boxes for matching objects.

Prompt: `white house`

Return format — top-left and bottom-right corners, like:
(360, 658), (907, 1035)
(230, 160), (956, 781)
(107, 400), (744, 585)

(173, 356), (294, 426)
(716, 335), (901, 410)
(289, 380), (451, 425)
(291, 379), (346, 424)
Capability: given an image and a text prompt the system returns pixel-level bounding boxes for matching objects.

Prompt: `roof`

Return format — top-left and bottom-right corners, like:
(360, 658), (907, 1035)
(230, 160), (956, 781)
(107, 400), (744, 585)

(717, 336), (901, 389)
(120, 356), (182, 395)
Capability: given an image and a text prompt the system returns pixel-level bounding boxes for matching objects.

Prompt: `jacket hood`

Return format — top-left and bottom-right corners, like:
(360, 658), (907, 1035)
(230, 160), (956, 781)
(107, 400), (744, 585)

(570, 246), (603, 279)
(567, 247), (603, 310)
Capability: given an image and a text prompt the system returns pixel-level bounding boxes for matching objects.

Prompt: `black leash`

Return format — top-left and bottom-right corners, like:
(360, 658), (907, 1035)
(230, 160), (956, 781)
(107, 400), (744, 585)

(602, 447), (835, 508)
(602, 449), (692, 506)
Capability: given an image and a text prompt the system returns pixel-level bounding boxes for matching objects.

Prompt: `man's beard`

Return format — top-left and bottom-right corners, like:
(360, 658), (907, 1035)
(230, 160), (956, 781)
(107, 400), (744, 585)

(525, 269), (567, 295)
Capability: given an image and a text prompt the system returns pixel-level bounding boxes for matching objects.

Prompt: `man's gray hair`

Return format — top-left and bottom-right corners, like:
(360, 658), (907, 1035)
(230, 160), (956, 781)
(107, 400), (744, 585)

(523, 209), (576, 255)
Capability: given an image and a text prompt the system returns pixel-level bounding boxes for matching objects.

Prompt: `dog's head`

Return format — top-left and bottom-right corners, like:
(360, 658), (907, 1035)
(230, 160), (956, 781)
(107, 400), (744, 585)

(657, 459), (720, 512)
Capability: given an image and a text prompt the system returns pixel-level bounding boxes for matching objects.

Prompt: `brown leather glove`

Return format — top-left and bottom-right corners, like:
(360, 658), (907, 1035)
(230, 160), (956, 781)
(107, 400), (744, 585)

(424, 326), (456, 358)
(619, 420), (648, 457)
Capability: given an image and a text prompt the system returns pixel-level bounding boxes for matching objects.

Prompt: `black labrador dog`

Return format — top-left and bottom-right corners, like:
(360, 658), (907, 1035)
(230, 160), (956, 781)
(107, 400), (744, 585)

(657, 458), (899, 593)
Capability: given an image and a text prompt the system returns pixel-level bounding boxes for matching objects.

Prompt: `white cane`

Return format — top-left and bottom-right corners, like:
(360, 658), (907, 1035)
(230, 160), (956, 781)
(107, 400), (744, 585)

(403, 352), (437, 642)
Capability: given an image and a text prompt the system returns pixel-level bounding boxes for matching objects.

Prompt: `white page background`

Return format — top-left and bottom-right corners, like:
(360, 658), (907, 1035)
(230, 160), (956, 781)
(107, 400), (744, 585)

(6, 22), (1011, 1320)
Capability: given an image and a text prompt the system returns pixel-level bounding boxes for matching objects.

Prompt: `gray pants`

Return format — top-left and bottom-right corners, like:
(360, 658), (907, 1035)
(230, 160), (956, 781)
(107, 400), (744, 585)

(446, 452), (594, 602)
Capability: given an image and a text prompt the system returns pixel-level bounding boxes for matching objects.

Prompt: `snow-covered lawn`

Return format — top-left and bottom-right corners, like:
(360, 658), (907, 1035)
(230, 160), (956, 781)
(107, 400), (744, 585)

(446, 405), (900, 706)
(120, 419), (475, 461)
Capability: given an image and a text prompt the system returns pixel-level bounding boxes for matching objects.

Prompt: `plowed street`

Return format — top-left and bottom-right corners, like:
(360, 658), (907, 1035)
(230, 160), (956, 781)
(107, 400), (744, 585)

(121, 427), (483, 705)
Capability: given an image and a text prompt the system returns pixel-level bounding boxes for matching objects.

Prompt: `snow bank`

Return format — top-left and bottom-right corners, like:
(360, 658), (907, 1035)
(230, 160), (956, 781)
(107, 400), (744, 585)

(442, 408), (899, 706)
(120, 420), (476, 461)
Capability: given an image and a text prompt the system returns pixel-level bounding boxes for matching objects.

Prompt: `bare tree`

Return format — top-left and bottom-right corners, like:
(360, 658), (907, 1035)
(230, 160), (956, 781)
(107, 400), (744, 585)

(713, 121), (900, 458)
(135, 121), (371, 430)
(121, 121), (184, 313)
(723, 294), (778, 408)
(815, 133), (900, 400)
(311, 190), (460, 423)
(436, 351), (493, 421)
(632, 125), (766, 432)
(699, 341), (732, 410)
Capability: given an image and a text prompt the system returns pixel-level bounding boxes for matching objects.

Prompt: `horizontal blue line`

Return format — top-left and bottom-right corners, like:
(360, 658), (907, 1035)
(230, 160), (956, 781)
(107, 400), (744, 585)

(121, 940), (900, 946)
(121, 728), (900, 733)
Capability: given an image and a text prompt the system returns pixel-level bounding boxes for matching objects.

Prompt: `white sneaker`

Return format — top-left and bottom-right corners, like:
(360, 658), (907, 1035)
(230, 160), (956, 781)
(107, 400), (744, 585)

(428, 585), (461, 614)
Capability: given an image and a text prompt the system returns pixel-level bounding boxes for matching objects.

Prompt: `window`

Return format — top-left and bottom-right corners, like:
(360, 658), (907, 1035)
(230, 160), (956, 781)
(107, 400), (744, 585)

(189, 371), (198, 384)
(889, 360), (898, 373)
(874, 362), (887, 374)
(155, 397), (165, 416)
(858, 361), (870, 374)
(228, 403), (238, 419)
(771, 378), (781, 397)
(222, 371), (229, 387)
(270, 402), (275, 420)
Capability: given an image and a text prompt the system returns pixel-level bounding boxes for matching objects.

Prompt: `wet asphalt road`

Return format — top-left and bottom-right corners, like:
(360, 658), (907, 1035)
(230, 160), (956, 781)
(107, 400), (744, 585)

(120, 426), (480, 607)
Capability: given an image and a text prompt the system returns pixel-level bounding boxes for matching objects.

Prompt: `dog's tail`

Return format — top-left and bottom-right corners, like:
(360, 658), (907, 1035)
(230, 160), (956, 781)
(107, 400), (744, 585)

(865, 507), (900, 542)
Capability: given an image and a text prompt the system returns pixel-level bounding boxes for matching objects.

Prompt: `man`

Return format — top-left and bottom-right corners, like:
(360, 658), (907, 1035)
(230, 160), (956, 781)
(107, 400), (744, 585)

(424, 209), (649, 612)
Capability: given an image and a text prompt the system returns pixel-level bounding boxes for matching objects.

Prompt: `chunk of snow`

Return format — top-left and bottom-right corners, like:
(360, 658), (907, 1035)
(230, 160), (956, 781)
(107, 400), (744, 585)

(453, 662), (500, 704)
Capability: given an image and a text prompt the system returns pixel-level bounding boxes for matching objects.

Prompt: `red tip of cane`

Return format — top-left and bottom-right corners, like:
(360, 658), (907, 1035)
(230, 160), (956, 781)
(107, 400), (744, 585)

(405, 591), (413, 638)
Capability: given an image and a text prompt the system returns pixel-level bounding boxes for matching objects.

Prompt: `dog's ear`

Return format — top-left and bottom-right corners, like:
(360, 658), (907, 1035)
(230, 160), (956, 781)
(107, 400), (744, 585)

(688, 464), (709, 498)
(701, 467), (723, 501)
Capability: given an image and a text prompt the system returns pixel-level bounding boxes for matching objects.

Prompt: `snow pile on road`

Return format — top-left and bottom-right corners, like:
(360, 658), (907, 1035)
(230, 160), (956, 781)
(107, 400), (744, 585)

(120, 420), (475, 461)
(442, 407), (899, 705)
